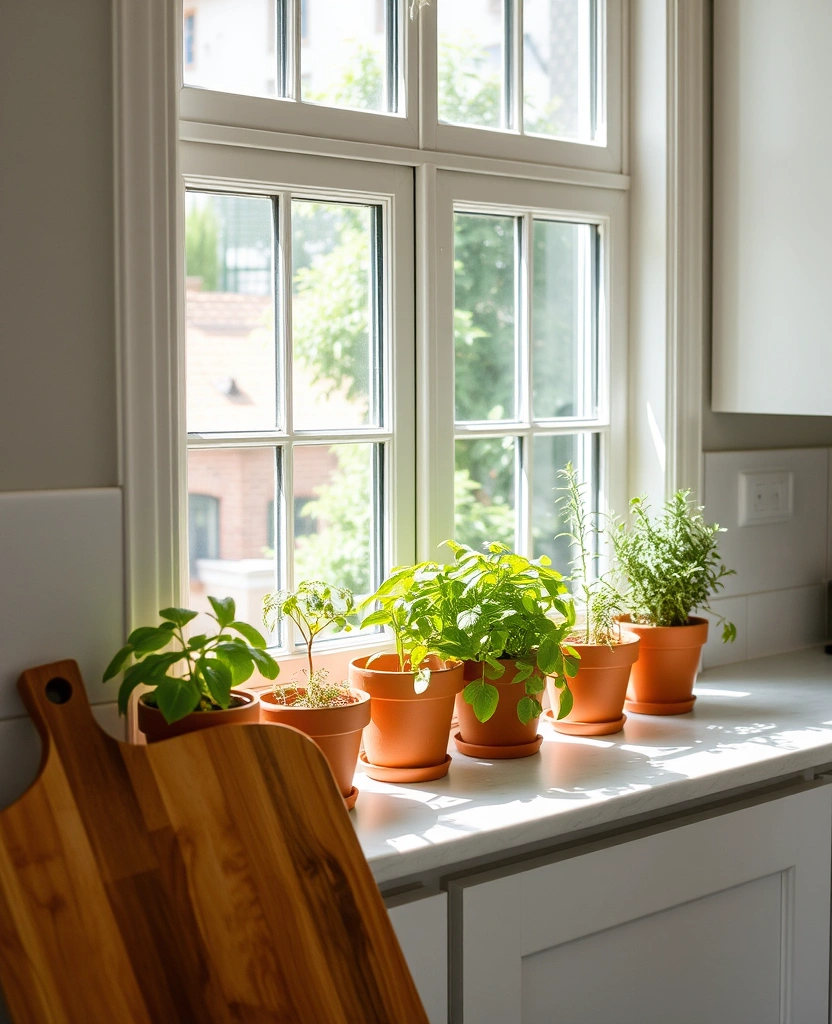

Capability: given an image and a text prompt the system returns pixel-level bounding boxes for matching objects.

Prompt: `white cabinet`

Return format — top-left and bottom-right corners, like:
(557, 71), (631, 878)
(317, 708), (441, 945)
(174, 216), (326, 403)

(712, 0), (832, 415)
(386, 887), (448, 1024)
(449, 783), (831, 1024)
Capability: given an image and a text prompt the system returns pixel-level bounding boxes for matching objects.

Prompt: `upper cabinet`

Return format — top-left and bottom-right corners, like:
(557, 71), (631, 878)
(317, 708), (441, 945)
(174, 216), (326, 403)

(712, 0), (832, 416)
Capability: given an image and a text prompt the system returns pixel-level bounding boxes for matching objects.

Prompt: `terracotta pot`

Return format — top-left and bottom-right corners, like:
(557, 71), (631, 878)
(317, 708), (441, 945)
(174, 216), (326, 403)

(454, 660), (543, 759)
(259, 688), (371, 807)
(622, 615), (709, 714)
(545, 632), (640, 737)
(349, 654), (464, 782)
(138, 688), (260, 744)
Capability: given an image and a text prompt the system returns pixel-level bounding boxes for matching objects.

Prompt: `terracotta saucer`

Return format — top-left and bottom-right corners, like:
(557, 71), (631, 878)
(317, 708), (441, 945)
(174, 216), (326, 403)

(452, 732), (543, 759)
(358, 751), (452, 783)
(625, 695), (696, 716)
(343, 786), (359, 810)
(543, 708), (627, 736)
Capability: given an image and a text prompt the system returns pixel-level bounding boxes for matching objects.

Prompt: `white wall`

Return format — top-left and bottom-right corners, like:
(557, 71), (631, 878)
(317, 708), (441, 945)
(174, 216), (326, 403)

(0, 1), (127, 817)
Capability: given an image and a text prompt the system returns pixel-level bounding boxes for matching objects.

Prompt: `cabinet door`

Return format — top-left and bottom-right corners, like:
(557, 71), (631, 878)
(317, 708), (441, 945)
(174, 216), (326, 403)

(449, 784), (831, 1024)
(386, 887), (448, 1024)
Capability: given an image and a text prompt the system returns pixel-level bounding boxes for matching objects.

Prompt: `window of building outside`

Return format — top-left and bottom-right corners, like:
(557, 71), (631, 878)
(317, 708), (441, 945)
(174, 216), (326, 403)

(181, 0), (623, 659)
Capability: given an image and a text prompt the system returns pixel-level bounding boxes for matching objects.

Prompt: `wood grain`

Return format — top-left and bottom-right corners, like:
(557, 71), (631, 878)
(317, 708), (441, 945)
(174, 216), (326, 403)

(0, 661), (428, 1023)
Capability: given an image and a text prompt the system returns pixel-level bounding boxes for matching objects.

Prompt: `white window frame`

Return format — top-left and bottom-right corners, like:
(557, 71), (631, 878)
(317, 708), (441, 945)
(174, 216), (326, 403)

(422, 0), (625, 173)
(118, 0), (711, 697)
(419, 170), (628, 556)
(180, 143), (416, 658)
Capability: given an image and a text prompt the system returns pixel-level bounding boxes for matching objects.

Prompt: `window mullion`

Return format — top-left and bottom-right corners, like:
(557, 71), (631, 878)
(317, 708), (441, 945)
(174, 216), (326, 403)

(277, 190), (296, 647)
(507, 0), (523, 133)
(520, 211), (533, 555)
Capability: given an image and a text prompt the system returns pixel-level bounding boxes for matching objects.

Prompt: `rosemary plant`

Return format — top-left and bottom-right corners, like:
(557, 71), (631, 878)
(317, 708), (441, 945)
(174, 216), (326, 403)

(613, 491), (737, 642)
(557, 462), (625, 647)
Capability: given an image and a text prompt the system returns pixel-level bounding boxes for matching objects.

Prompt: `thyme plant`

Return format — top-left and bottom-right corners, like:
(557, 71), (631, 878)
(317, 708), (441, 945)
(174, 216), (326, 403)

(263, 581), (357, 708)
(557, 462), (625, 647)
(103, 596), (278, 724)
(613, 491), (737, 642)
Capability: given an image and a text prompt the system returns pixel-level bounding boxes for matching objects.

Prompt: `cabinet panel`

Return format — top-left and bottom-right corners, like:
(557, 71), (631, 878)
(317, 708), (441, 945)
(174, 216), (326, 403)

(522, 873), (782, 1023)
(386, 888), (448, 1024)
(450, 784), (831, 1024)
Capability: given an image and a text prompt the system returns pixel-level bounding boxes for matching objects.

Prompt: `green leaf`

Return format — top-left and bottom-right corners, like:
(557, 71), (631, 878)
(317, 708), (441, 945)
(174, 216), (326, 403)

(208, 595), (236, 629)
(249, 646), (280, 680)
(722, 621), (737, 643)
(517, 695), (542, 725)
(215, 643), (255, 685)
(537, 634), (561, 676)
(126, 626), (174, 655)
(555, 683), (574, 720)
(155, 677), (201, 724)
(463, 679), (499, 723)
(117, 672), (145, 716)
(229, 620), (268, 648)
(103, 645), (133, 683)
(199, 658), (233, 708)
(159, 607), (199, 628)
(413, 667), (431, 695)
(187, 634), (210, 651)
(360, 608), (391, 628)
(410, 644), (428, 669)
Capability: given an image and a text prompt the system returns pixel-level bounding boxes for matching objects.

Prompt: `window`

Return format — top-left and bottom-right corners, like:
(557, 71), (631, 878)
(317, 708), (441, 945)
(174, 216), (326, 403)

(178, 1), (625, 659)
(183, 10), (196, 69)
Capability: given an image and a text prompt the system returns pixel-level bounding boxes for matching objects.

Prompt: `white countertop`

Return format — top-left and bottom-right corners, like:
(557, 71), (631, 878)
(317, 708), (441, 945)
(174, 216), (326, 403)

(352, 648), (832, 884)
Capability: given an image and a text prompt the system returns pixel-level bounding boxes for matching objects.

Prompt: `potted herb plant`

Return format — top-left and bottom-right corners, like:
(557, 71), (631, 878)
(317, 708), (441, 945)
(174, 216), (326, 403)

(350, 561), (465, 783)
(103, 596), (278, 743)
(613, 490), (736, 715)
(260, 581), (370, 809)
(445, 540), (578, 759)
(547, 464), (640, 737)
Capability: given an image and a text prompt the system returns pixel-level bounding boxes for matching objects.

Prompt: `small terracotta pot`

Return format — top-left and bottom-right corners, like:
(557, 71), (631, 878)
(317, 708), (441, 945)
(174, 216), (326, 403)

(349, 654), (464, 782)
(545, 632), (640, 736)
(137, 688), (259, 743)
(259, 688), (371, 806)
(454, 660), (543, 759)
(622, 615), (709, 715)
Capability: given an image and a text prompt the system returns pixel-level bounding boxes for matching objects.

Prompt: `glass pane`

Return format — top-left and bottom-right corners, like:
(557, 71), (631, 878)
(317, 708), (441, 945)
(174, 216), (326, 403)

(292, 202), (378, 430)
(532, 220), (596, 419)
(523, 0), (594, 140)
(293, 443), (378, 600)
(454, 213), (517, 422)
(438, 0), (505, 129)
(531, 433), (590, 572)
(301, 0), (389, 112)
(187, 446), (277, 637)
(186, 193), (276, 433)
(454, 436), (517, 551)
(183, 2), (278, 99)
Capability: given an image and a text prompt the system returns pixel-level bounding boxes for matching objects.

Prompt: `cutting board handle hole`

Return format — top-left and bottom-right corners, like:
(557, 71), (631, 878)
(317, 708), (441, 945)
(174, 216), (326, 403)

(45, 677), (73, 705)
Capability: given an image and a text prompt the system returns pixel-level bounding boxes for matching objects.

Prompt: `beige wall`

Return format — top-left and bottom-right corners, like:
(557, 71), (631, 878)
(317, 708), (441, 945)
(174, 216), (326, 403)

(0, 0), (118, 492)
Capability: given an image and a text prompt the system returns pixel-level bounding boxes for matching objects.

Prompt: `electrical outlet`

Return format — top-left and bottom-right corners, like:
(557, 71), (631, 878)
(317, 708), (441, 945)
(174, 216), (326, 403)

(738, 470), (794, 526)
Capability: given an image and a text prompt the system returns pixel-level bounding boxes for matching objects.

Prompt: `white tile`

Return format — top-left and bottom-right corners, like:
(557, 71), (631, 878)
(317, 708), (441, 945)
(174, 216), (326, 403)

(0, 716), (42, 811)
(745, 585), (826, 658)
(91, 701), (125, 741)
(701, 596), (748, 669)
(0, 489), (124, 719)
(703, 449), (828, 598)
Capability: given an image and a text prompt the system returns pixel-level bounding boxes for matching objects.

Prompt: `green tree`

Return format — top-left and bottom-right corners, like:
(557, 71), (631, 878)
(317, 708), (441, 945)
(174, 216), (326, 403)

(185, 202), (220, 291)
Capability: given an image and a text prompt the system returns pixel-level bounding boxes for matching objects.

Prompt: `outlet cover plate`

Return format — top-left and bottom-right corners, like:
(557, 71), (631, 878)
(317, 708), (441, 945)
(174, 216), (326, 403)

(738, 470), (794, 526)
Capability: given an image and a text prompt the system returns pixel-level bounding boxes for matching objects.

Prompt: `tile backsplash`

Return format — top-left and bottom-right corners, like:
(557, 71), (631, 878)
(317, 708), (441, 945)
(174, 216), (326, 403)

(0, 488), (126, 809)
(702, 449), (830, 668)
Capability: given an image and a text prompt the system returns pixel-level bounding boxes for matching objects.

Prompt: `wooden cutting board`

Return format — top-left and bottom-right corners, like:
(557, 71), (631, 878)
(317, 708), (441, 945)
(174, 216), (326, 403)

(0, 660), (428, 1023)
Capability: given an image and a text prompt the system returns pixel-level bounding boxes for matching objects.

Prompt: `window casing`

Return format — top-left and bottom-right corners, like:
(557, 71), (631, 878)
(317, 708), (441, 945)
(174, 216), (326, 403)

(177, 0), (627, 663)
